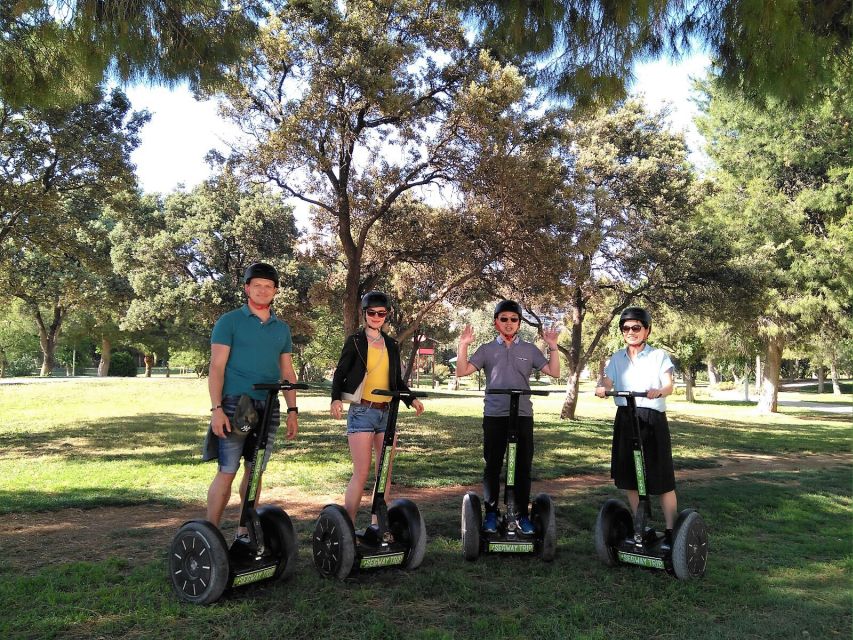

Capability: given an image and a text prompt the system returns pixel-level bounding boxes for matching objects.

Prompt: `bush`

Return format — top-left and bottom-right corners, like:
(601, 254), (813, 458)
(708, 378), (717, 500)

(108, 352), (138, 377)
(2, 354), (38, 377)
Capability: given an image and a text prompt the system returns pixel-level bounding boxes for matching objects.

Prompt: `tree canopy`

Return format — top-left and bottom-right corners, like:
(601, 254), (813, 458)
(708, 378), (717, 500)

(463, 0), (852, 107)
(0, 1), (261, 108)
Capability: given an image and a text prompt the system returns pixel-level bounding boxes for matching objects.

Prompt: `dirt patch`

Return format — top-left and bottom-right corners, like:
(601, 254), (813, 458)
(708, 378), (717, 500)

(1, 452), (849, 575)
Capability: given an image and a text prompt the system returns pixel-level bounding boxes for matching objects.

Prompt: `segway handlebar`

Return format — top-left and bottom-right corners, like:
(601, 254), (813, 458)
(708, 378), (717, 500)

(487, 388), (550, 396)
(252, 381), (310, 392)
(371, 389), (428, 399)
(604, 390), (648, 398)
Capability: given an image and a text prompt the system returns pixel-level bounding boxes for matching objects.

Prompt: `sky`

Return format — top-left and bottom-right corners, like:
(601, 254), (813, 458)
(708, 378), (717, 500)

(125, 53), (711, 205)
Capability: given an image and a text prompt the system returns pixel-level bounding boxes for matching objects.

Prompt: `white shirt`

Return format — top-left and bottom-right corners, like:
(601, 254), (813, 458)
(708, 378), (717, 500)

(604, 344), (674, 412)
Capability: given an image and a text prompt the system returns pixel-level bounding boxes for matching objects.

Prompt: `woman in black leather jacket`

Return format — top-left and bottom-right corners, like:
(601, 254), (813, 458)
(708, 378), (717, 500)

(330, 291), (425, 526)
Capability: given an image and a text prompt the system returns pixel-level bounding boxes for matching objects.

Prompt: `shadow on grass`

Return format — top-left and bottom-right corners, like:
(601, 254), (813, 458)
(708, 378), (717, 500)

(0, 487), (180, 514)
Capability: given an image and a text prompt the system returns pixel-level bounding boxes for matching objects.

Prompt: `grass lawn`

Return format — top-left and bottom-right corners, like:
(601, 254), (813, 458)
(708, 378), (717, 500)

(0, 378), (850, 639)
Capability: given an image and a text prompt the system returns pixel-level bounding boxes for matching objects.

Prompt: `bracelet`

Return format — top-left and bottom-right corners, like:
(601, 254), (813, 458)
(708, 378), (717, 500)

(548, 347), (558, 352)
(210, 404), (223, 412)
(286, 407), (298, 414)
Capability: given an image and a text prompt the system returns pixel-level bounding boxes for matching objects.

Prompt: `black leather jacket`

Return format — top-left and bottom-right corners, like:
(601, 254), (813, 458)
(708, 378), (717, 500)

(331, 329), (413, 407)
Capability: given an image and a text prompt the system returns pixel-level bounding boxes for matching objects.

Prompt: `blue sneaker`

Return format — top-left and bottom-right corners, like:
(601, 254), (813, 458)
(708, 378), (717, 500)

(517, 516), (535, 535)
(483, 512), (498, 533)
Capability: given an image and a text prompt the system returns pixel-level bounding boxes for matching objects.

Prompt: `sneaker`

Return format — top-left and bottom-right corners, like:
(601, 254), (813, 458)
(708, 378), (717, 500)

(234, 532), (251, 544)
(517, 516), (535, 535)
(483, 512), (498, 533)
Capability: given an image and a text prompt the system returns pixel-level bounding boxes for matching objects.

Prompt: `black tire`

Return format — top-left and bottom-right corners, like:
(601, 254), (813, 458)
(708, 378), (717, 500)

(461, 492), (481, 561)
(389, 498), (427, 570)
(169, 520), (230, 604)
(312, 505), (356, 580)
(258, 506), (298, 581)
(594, 498), (632, 567)
(532, 493), (557, 562)
(672, 509), (709, 580)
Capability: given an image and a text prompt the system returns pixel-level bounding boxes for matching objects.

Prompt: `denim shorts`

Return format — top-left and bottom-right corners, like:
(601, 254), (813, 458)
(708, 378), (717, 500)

(217, 394), (280, 473)
(346, 403), (389, 435)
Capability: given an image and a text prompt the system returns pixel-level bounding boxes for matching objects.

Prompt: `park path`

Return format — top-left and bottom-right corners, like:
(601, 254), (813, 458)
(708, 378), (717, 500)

(1, 451), (849, 575)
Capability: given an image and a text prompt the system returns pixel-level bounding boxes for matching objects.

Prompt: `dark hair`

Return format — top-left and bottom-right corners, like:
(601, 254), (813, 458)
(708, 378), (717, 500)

(243, 262), (279, 287)
(493, 300), (523, 319)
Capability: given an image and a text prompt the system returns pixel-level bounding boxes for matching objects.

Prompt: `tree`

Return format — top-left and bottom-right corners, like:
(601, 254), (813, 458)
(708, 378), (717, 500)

(0, 299), (41, 376)
(1, 88), (146, 246)
(696, 69), (853, 412)
(0, 192), (122, 375)
(493, 100), (749, 418)
(0, 1), (261, 108)
(215, 0), (545, 335)
(111, 170), (303, 361)
(462, 0), (852, 107)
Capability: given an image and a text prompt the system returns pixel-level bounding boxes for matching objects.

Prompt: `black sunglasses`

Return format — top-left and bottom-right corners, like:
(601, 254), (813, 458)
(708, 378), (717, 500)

(497, 316), (520, 323)
(366, 309), (388, 318)
(621, 324), (644, 333)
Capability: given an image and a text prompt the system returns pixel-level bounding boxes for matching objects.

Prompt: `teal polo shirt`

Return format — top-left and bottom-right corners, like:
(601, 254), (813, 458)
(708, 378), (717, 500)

(211, 305), (293, 401)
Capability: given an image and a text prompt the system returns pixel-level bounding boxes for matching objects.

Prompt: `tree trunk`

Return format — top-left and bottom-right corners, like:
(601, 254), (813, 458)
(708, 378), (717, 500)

(707, 358), (719, 385)
(403, 333), (421, 385)
(559, 296), (585, 420)
(755, 354), (762, 394)
(816, 366), (825, 394)
(830, 357), (842, 396)
(742, 362), (750, 402)
(29, 300), (64, 377)
(757, 336), (784, 413)
(684, 368), (695, 403)
(560, 367), (582, 420)
(98, 337), (112, 376)
(144, 354), (154, 377)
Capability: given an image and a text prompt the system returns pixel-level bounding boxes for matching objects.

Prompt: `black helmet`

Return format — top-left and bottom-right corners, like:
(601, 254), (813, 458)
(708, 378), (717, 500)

(243, 262), (279, 287)
(619, 306), (651, 329)
(361, 290), (391, 311)
(494, 300), (523, 319)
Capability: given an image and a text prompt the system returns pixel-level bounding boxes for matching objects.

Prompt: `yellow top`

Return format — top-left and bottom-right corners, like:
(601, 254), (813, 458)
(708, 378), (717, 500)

(362, 341), (390, 402)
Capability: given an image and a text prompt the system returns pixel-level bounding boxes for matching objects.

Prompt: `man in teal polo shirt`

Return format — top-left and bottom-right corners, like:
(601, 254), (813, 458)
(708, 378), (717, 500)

(204, 262), (299, 541)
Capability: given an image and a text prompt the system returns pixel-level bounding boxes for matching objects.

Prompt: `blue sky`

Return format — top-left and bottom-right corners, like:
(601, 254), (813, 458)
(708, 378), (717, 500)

(126, 54), (711, 200)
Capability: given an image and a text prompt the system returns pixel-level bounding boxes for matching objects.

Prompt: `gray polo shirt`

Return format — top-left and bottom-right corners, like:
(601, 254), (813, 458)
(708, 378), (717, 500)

(468, 336), (549, 417)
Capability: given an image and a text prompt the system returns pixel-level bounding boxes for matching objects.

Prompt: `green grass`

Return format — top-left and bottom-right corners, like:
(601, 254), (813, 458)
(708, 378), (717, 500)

(0, 378), (850, 639)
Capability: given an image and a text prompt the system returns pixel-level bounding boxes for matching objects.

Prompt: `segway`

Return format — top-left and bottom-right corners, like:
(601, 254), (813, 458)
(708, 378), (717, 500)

(169, 380), (308, 604)
(594, 390), (708, 580)
(461, 388), (556, 562)
(312, 389), (428, 580)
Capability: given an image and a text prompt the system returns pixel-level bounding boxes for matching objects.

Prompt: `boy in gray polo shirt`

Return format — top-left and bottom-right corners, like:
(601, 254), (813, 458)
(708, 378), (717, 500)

(455, 300), (560, 535)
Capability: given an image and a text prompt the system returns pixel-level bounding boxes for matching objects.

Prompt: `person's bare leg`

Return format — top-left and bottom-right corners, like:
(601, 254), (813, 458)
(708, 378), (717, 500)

(660, 490), (678, 530)
(345, 433), (375, 525)
(206, 471), (237, 527)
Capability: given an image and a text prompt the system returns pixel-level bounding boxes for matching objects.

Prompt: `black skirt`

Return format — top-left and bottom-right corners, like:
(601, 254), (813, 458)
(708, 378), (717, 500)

(610, 406), (676, 494)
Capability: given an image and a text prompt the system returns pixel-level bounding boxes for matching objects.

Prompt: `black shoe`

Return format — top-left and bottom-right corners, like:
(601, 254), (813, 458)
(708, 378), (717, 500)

(660, 530), (673, 553)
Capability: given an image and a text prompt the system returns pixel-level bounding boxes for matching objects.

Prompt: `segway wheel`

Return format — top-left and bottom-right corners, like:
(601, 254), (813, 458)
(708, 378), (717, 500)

(389, 498), (427, 570)
(461, 492), (481, 561)
(169, 520), (230, 604)
(258, 505), (298, 581)
(594, 499), (632, 567)
(532, 493), (557, 562)
(312, 505), (356, 580)
(672, 509), (709, 580)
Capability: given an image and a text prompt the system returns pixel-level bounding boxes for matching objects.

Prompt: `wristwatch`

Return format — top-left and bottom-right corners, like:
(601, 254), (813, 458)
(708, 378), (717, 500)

(210, 404), (223, 411)
(287, 407), (299, 414)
